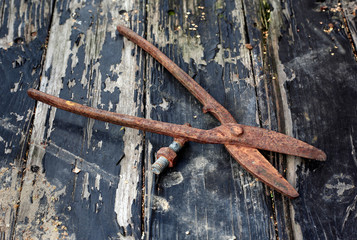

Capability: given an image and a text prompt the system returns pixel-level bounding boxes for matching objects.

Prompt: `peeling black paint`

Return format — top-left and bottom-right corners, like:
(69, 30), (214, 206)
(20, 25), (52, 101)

(145, 1), (274, 239)
(270, 0), (357, 238)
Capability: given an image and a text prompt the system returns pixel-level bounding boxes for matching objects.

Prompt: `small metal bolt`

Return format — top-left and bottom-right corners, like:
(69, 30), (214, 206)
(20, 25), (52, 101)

(152, 140), (184, 174)
(152, 156), (170, 174)
(169, 141), (182, 152)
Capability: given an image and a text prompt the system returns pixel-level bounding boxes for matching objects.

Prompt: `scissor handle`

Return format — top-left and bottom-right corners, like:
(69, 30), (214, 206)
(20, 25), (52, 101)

(117, 25), (236, 125)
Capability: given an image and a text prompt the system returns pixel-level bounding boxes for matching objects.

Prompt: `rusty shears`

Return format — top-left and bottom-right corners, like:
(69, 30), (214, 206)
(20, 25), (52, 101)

(27, 25), (326, 198)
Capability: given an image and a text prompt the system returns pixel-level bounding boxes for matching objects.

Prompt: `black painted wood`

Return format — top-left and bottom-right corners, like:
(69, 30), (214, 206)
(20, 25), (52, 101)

(2, 0), (356, 239)
(0, 0), (52, 168)
(342, 0), (357, 54)
(242, 1), (293, 239)
(9, 0), (145, 239)
(144, 1), (276, 239)
(268, 0), (357, 239)
(0, 0), (53, 238)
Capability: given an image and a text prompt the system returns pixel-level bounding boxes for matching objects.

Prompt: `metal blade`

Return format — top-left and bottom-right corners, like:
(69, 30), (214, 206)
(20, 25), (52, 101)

(234, 124), (326, 161)
(225, 144), (299, 198)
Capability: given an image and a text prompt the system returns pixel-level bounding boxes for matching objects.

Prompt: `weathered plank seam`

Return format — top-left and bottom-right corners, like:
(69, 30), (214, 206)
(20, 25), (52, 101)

(240, 1), (263, 127)
(140, 1), (148, 236)
(268, 1), (304, 239)
(340, 3), (357, 61)
(10, 1), (56, 238)
(242, 0), (284, 239)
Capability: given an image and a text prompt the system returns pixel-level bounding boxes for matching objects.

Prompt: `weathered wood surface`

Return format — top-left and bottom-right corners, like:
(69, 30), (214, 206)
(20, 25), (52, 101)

(0, 0), (53, 238)
(268, 0), (357, 239)
(0, 0), (356, 239)
(342, 0), (357, 55)
(18, 0), (145, 239)
(2, 0), (145, 239)
(144, 1), (275, 239)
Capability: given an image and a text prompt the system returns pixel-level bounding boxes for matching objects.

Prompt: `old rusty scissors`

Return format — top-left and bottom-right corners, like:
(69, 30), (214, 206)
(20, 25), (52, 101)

(27, 25), (326, 198)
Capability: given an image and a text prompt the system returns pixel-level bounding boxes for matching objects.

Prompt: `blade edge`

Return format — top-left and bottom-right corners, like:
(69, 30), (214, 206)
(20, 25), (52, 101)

(236, 125), (326, 161)
(225, 144), (299, 198)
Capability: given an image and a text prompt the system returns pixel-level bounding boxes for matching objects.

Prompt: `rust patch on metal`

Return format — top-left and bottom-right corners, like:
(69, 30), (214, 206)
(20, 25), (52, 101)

(26, 25), (327, 198)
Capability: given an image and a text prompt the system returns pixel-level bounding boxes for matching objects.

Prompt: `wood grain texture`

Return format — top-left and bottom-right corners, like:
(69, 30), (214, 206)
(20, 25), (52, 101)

(0, 0), (53, 238)
(243, 0), (296, 238)
(12, 0), (145, 239)
(268, 0), (357, 239)
(144, 1), (276, 239)
(2, 0), (355, 239)
(342, 0), (357, 53)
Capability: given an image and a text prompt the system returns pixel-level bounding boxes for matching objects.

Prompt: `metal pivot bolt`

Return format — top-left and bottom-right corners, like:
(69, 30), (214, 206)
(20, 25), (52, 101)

(151, 142), (182, 174)
(152, 124), (190, 174)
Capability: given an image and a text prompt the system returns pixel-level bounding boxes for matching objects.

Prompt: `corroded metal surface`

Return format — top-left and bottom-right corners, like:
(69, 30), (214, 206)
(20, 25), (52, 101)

(26, 25), (327, 199)
(27, 89), (244, 144)
(152, 124), (190, 174)
(27, 89), (326, 160)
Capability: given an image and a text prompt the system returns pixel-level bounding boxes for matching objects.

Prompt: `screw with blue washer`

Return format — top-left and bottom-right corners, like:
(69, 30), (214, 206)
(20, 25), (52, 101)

(152, 123), (190, 174)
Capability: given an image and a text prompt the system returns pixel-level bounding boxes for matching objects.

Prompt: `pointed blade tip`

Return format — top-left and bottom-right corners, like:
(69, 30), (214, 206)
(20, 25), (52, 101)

(308, 148), (326, 161)
(316, 150), (327, 161)
(287, 190), (299, 199)
(274, 182), (299, 199)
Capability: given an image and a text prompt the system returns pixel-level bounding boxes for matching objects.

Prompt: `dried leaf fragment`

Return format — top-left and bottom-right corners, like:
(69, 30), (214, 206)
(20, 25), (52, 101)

(72, 166), (81, 174)
(245, 43), (253, 50)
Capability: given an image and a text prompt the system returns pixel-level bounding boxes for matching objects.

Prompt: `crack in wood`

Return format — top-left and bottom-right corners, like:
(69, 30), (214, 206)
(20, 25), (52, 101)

(2, 0), (356, 238)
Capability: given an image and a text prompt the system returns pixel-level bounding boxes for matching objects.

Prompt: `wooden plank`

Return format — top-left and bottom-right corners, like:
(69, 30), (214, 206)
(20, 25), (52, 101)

(14, 0), (145, 239)
(144, 1), (276, 239)
(242, 1), (292, 239)
(342, 0), (357, 55)
(268, 0), (357, 239)
(6, 0), (355, 238)
(0, 0), (53, 238)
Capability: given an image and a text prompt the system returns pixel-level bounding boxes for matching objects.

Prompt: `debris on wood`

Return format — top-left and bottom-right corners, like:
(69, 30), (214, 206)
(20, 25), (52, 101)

(245, 43), (253, 50)
(72, 166), (81, 174)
